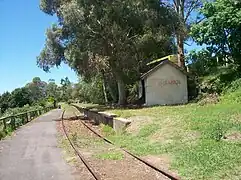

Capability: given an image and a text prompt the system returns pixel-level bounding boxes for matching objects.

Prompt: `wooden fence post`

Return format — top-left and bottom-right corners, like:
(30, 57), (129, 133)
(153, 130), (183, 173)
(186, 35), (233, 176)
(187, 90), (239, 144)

(25, 113), (28, 123)
(3, 118), (7, 130)
(21, 115), (24, 125)
(27, 112), (30, 122)
(11, 117), (16, 130)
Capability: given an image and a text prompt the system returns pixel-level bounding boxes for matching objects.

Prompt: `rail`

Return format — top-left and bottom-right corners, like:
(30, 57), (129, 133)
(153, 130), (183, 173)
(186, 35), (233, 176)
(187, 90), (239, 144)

(61, 110), (101, 180)
(71, 106), (180, 180)
(0, 107), (53, 133)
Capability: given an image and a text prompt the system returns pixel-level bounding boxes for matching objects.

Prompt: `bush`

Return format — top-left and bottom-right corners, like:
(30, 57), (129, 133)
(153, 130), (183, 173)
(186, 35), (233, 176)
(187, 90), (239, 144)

(214, 76), (241, 104)
(187, 49), (218, 76)
(101, 124), (115, 136)
(198, 93), (219, 106)
(0, 131), (6, 140)
(188, 75), (199, 100)
(78, 75), (105, 104)
(199, 65), (241, 94)
(1, 104), (43, 117)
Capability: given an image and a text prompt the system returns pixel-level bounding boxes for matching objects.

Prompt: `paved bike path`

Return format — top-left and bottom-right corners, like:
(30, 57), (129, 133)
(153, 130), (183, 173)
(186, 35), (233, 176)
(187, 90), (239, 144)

(0, 109), (76, 180)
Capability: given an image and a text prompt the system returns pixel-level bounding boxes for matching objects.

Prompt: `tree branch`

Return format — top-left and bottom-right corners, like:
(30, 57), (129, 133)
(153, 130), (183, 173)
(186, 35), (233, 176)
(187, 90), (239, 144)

(173, 0), (178, 12)
(195, 17), (205, 24)
(184, 0), (200, 23)
(184, 41), (192, 46)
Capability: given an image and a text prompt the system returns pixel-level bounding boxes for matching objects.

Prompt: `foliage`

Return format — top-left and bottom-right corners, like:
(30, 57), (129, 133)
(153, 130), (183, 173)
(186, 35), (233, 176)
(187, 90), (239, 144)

(2, 104), (42, 117)
(187, 75), (199, 100)
(38, 0), (178, 104)
(191, 0), (241, 66)
(60, 77), (72, 102)
(199, 66), (241, 94)
(46, 79), (61, 101)
(0, 77), (74, 115)
(0, 92), (11, 113)
(0, 131), (7, 140)
(9, 87), (32, 108)
(187, 49), (218, 76)
(25, 77), (47, 103)
(127, 82), (139, 103)
(78, 76), (106, 104)
(221, 78), (241, 104)
(101, 124), (115, 136)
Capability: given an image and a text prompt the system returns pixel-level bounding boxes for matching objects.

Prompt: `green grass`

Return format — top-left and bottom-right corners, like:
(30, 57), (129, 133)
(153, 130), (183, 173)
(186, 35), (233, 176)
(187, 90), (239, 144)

(0, 125), (15, 140)
(95, 151), (124, 160)
(103, 103), (241, 179)
(101, 124), (115, 136)
(73, 77), (241, 179)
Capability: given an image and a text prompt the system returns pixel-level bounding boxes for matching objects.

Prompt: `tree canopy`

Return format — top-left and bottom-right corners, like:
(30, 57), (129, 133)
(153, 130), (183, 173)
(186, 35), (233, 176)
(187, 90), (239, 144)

(0, 77), (74, 114)
(191, 0), (241, 67)
(37, 0), (179, 104)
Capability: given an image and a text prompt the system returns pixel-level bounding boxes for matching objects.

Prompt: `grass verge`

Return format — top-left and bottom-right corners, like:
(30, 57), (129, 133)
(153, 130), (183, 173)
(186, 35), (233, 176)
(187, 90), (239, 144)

(103, 103), (241, 179)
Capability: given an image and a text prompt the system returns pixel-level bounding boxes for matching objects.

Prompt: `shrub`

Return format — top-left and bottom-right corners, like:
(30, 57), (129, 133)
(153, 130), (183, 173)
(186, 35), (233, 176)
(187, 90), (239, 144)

(220, 78), (241, 104)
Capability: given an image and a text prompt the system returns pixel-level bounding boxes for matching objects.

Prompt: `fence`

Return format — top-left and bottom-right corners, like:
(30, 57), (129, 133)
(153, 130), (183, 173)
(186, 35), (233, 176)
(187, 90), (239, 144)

(0, 107), (53, 135)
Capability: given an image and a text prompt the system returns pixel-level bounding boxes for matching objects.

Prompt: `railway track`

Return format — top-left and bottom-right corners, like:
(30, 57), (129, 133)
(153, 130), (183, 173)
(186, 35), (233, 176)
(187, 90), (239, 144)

(61, 109), (180, 180)
(61, 110), (101, 180)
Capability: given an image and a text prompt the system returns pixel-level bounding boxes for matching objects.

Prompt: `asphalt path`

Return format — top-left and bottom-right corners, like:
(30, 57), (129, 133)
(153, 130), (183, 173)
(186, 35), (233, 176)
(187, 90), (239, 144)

(0, 109), (76, 180)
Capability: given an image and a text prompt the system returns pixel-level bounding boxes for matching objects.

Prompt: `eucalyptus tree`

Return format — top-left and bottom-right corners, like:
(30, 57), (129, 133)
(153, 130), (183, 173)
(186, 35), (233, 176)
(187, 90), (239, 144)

(38, 0), (177, 104)
(164, 0), (203, 68)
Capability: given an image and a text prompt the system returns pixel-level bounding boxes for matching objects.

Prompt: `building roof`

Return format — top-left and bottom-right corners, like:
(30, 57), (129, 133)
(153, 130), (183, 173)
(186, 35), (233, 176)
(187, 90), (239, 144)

(146, 54), (178, 66)
(141, 60), (187, 79)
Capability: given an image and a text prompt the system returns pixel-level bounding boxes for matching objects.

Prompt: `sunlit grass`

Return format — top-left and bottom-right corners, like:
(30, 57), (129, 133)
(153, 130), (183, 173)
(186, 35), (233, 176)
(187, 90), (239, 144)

(104, 103), (241, 179)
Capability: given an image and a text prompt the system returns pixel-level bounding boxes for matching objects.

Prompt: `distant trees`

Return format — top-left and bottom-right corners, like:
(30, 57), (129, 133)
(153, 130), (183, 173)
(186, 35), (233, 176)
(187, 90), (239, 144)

(26, 77), (47, 103)
(10, 88), (31, 108)
(60, 77), (72, 102)
(0, 92), (11, 114)
(0, 77), (75, 114)
(46, 79), (60, 101)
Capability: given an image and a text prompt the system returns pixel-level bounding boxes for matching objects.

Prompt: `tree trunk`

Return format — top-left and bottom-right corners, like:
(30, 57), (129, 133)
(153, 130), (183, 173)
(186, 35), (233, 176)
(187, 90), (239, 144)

(101, 71), (108, 104)
(102, 79), (108, 104)
(116, 77), (127, 105)
(107, 81), (118, 103)
(177, 34), (185, 68)
(109, 58), (127, 105)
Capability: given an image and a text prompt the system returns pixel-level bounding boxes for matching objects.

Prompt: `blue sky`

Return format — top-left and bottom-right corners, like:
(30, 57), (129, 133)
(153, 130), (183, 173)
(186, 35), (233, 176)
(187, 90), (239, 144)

(0, 0), (78, 94)
(0, 0), (202, 94)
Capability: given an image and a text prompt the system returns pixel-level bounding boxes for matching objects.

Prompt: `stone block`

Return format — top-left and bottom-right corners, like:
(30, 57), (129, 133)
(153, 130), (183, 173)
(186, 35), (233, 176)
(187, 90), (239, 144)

(113, 117), (131, 132)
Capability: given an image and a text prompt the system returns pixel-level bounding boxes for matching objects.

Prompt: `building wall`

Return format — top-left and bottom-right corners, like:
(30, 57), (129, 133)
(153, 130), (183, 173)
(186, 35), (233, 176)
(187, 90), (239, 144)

(144, 63), (188, 106)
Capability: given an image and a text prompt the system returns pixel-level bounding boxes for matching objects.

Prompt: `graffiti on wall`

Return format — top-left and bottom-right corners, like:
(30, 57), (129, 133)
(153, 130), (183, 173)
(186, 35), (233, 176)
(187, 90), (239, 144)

(157, 79), (181, 87)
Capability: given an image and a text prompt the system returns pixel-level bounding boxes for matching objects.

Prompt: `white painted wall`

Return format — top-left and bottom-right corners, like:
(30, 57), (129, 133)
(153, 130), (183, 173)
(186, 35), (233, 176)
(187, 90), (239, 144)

(144, 63), (188, 106)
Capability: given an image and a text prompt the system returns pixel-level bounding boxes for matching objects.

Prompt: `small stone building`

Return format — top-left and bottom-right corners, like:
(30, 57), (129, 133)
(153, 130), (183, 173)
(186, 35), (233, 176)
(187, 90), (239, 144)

(140, 58), (188, 106)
